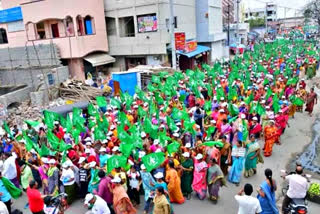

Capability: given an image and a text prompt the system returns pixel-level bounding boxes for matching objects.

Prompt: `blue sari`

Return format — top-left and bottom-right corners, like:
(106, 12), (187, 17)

(228, 147), (244, 184)
(141, 171), (156, 202)
(257, 181), (279, 214)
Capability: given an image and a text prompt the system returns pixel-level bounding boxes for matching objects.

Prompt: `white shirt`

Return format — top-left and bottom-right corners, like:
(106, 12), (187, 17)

(235, 195), (262, 214)
(92, 195), (111, 214)
(0, 201), (9, 214)
(286, 174), (309, 199)
(3, 156), (17, 180)
(60, 168), (75, 186)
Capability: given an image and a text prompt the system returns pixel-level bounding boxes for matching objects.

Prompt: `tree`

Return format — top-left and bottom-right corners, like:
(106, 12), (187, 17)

(248, 18), (266, 29)
(304, 0), (320, 31)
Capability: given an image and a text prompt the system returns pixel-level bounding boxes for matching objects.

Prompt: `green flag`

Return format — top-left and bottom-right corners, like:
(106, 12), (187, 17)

(24, 120), (40, 128)
(204, 101), (211, 112)
(120, 142), (134, 157)
(152, 75), (161, 84)
(71, 128), (81, 145)
(201, 141), (224, 147)
(3, 122), (13, 139)
(94, 128), (106, 140)
(107, 155), (127, 173)
(206, 126), (216, 137)
(88, 103), (98, 116)
(96, 96), (107, 107)
(167, 141), (180, 155)
(272, 94), (280, 113)
(293, 97), (304, 106)
(59, 140), (71, 152)
(43, 110), (60, 129)
(229, 104), (239, 116)
(23, 134), (34, 152)
(142, 152), (165, 172)
(166, 116), (177, 132)
(110, 98), (121, 109)
(39, 144), (50, 157)
(47, 131), (60, 150)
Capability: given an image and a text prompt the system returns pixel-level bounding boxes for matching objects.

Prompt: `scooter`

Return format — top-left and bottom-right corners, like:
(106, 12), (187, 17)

(281, 170), (310, 214)
(44, 193), (67, 214)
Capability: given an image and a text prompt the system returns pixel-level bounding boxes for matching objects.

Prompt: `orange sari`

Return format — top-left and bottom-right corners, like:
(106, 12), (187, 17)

(263, 125), (278, 157)
(165, 168), (185, 204)
(113, 185), (136, 214)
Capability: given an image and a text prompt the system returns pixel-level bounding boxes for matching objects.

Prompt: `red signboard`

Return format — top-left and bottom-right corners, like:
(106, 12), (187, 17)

(185, 40), (197, 53)
(174, 32), (186, 51)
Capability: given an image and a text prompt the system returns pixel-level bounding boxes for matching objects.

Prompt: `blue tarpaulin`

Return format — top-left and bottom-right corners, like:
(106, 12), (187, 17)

(112, 72), (138, 96)
(0, 7), (23, 23)
(176, 45), (211, 58)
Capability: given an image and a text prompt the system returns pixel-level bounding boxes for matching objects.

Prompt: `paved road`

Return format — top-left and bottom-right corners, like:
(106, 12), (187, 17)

(12, 109), (320, 213)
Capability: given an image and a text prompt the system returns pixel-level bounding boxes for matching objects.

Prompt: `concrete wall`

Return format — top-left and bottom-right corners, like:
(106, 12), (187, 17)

(0, 44), (61, 69)
(0, 66), (69, 90)
(105, 0), (196, 56)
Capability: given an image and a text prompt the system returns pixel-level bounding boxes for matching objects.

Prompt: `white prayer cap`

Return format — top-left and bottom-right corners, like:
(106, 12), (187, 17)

(154, 139), (160, 145)
(139, 151), (146, 158)
(195, 153), (203, 160)
(110, 125), (116, 130)
(185, 143), (191, 148)
(102, 140), (108, 144)
(111, 176), (121, 183)
(182, 152), (190, 158)
(253, 117), (258, 121)
(141, 132), (146, 138)
(86, 142), (92, 146)
(49, 159), (56, 164)
(144, 102), (149, 107)
(41, 157), (49, 164)
(210, 120), (216, 124)
(241, 114), (246, 119)
(99, 147), (106, 152)
(141, 164), (146, 170)
(88, 161), (96, 168)
(173, 133), (179, 137)
(112, 146), (119, 152)
(85, 148), (91, 153)
(78, 157), (86, 164)
(84, 193), (94, 205)
(154, 172), (164, 179)
(219, 109), (225, 113)
(155, 148), (162, 153)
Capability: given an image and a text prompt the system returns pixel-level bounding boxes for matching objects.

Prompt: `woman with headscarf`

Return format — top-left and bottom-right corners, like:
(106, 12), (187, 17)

(207, 158), (226, 203)
(244, 135), (261, 178)
(257, 169), (279, 214)
(192, 153), (208, 200)
(111, 176), (136, 214)
(165, 160), (185, 204)
(180, 152), (193, 200)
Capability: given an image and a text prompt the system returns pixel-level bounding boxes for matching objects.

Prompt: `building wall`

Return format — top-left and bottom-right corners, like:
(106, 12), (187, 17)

(0, 0), (108, 58)
(68, 58), (85, 80)
(105, 0), (196, 56)
(210, 40), (225, 61)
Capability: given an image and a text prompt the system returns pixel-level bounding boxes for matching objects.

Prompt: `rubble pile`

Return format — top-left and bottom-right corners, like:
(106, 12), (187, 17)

(57, 79), (106, 102)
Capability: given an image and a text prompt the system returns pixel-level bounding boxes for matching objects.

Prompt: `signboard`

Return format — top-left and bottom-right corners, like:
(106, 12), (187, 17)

(174, 32), (186, 51)
(0, 7), (23, 23)
(185, 40), (197, 53)
(137, 14), (157, 33)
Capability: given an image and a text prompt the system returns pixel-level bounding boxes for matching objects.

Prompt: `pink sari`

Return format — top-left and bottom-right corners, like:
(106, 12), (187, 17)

(192, 160), (208, 200)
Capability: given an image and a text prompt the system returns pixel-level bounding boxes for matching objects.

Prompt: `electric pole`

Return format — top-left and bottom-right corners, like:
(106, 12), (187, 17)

(169, 0), (176, 70)
(236, 0), (241, 55)
(265, 3), (268, 34)
(227, 4), (230, 46)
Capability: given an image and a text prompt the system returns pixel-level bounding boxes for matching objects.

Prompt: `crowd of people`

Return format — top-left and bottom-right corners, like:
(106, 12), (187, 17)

(0, 36), (318, 214)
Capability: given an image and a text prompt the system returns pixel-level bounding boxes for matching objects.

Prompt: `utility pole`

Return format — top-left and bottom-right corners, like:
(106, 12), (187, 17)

(236, 0), (241, 55)
(227, 4), (230, 46)
(265, 3), (268, 34)
(169, 0), (176, 70)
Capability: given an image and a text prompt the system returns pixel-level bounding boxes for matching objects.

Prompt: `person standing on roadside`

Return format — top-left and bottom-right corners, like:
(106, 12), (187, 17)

(235, 183), (262, 214)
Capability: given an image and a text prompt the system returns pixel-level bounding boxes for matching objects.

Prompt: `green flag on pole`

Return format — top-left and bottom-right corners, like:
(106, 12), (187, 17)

(142, 152), (166, 172)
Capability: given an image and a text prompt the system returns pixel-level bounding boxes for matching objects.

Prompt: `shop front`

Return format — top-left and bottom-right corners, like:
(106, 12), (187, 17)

(177, 45), (210, 70)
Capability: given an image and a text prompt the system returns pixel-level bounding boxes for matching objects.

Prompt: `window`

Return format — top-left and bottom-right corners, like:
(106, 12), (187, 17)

(165, 17), (177, 30)
(76, 15), (84, 36)
(0, 28), (8, 44)
(106, 17), (116, 36)
(51, 23), (60, 38)
(36, 22), (46, 39)
(65, 16), (74, 36)
(119, 16), (135, 37)
(84, 16), (93, 35)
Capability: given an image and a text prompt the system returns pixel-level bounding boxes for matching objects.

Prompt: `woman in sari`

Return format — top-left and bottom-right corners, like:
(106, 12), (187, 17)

(153, 172), (174, 214)
(220, 136), (231, 175)
(257, 169), (279, 214)
(88, 162), (100, 193)
(140, 164), (156, 214)
(228, 141), (245, 186)
(165, 160), (185, 204)
(192, 154), (208, 200)
(305, 87), (317, 116)
(181, 152), (193, 199)
(244, 135), (261, 178)
(263, 121), (278, 157)
(207, 158), (226, 203)
(111, 176), (136, 214)
(153, 186), (170, 214)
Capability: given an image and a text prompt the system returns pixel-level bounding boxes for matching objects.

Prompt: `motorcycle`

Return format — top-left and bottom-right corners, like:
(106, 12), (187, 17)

(44, 193), (67, 214)
(281, 170), (310, 214)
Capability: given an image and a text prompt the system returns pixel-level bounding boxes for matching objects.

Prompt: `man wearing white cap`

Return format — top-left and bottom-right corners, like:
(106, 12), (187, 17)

(60, 160), (76, 204)
(84, 193), (110, 214)
(99, 147), (108, 168)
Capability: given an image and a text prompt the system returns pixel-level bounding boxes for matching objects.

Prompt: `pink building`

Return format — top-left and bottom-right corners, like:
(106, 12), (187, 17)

(0, 0), (112, 80)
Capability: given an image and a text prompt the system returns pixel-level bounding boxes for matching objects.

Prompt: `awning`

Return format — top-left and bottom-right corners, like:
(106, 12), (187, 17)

(176, 45), (211, 58)
(84, 53), (115, 67)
